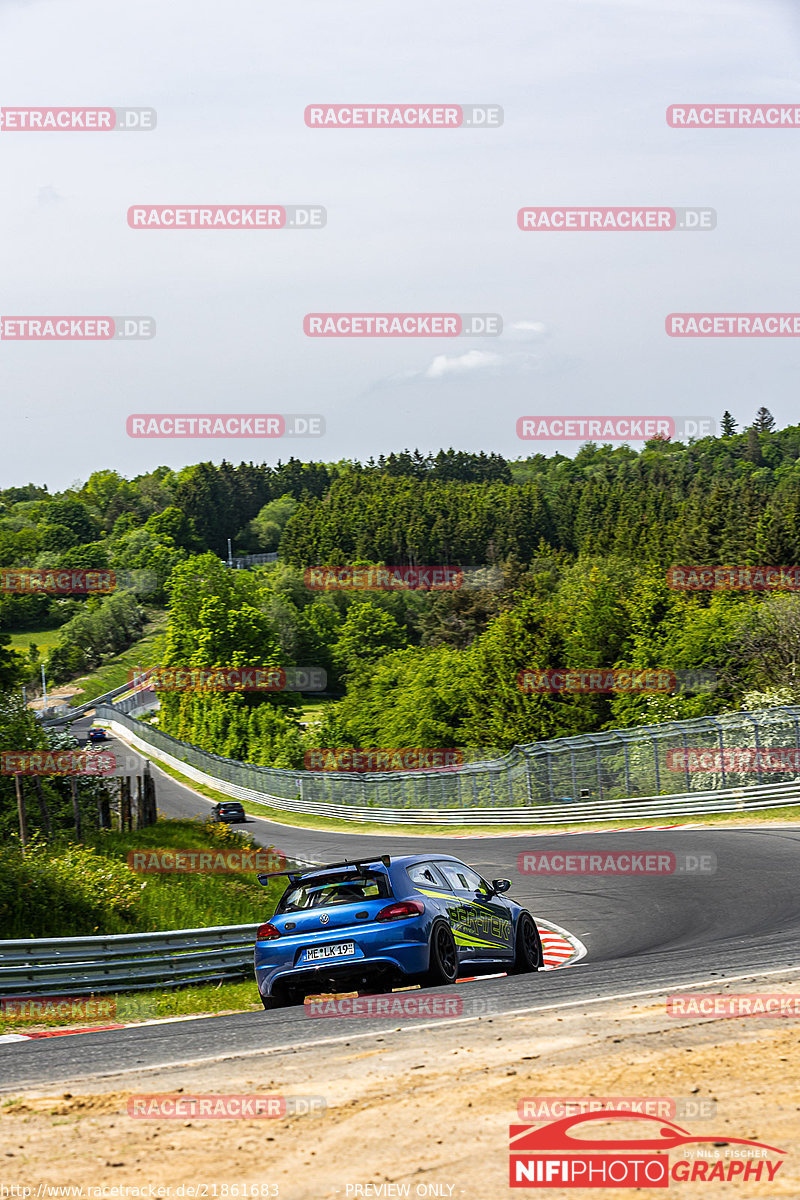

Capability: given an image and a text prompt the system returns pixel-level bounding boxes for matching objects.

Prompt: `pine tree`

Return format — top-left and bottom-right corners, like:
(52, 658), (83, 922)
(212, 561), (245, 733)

(745, 428), (764, 465)
(721, 411), (738, 436)
(753, 407), (776, 433)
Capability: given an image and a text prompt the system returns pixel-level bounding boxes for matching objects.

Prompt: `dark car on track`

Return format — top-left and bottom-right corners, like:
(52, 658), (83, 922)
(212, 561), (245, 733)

(211, 800), (246, 823)
(254, 853), (542, 1008)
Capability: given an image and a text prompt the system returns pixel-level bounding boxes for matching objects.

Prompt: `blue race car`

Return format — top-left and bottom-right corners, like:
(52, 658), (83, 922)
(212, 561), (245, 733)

(254, 853), (542, 1008)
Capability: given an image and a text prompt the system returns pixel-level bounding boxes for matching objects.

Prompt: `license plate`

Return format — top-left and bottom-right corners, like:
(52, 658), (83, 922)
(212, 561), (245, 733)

(302, 941), (355, 962)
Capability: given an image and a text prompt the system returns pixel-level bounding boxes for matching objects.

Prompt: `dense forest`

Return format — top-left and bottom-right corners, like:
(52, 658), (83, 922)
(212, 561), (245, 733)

(3, 413), (800, 786)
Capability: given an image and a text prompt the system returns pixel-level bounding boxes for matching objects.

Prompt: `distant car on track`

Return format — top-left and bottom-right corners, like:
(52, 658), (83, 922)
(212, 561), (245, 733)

(254, 853), (542, 1008)
(86, 726), (109, 743)
(211, 800), (247, 824)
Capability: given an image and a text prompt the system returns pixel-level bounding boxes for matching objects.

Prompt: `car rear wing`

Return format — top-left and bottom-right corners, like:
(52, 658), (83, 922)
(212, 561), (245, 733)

(257, 854), (391, 887)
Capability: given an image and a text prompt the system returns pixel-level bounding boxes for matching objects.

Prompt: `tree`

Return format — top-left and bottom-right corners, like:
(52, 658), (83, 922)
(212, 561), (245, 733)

(144, 507), (202, 552)
(721, 412), (738, 436)
(745, 428), (764, 465)
(752, 407), (776, 433)
(332, 603), (406, 680)
(0, 633), (25, 689)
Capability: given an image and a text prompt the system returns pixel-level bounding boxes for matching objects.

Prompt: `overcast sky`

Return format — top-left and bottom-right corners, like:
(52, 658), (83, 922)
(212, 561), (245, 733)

(0, 0), (797, 490)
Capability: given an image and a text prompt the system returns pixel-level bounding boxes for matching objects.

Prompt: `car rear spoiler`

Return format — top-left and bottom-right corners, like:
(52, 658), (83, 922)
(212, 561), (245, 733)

(257, 854), (391, 887)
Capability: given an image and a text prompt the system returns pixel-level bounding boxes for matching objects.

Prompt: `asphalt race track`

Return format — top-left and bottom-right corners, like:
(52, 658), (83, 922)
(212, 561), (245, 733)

(2, 719), (799, 1091)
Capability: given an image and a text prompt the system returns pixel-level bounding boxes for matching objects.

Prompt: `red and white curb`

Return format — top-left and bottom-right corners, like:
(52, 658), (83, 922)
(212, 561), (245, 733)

(538, 918), (586, 970)
(449, 824), (688, 838)
(0, 1024), (124, 1042)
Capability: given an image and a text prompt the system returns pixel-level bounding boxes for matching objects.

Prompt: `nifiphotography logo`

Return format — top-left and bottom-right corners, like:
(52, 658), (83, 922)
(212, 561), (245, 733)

(508, 1111), (785, 1187)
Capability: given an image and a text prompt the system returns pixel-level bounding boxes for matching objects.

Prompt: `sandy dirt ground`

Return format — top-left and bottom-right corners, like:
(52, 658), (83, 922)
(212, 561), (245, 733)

(2, 976), (800, 1200)
(27, 685), (83, 712)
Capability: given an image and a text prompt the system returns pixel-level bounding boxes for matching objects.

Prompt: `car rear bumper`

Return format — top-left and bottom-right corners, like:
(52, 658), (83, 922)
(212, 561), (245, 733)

(255, 942), (430, 998)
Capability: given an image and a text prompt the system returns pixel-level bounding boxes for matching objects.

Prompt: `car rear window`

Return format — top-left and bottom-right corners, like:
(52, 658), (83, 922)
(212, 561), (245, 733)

(277, 871), (391, 912)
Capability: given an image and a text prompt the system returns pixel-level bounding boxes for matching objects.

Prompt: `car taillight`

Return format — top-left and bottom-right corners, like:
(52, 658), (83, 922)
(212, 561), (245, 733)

(256, 922), (281, 940)
(374, 900), (425, 922)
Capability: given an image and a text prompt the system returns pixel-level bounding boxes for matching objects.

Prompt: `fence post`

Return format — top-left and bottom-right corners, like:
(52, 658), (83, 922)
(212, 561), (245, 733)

(32, 775), (52, 838)
(70, 777), (81, 840)
(120, 777), (131, 831)
(653, 734), (661, 794)
(15, 774), (29, 848)
(98, 785), (112, 830)
(144, 764), (157, 824)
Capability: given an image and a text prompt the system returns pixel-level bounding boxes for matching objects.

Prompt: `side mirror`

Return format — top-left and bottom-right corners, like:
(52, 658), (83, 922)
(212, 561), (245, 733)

(491, 878), (511, 895)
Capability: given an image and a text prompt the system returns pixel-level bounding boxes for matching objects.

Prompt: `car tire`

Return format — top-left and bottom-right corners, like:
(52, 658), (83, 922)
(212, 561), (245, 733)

(261, 993), (290, 1010)
(511, 912), (542, 973)
(422, 921), (458, 987)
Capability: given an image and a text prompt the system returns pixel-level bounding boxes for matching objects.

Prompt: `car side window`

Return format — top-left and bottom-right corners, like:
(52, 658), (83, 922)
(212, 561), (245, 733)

(437, 862), (486, 893)
(407, 863), (451, 890)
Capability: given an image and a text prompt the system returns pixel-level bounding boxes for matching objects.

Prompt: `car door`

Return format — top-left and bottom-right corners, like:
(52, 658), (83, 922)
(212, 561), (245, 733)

(435, 860), (514, 960)
(405, 860), (463, 947)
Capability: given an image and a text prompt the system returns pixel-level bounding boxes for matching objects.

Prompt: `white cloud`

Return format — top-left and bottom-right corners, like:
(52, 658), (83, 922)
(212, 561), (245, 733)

(424, 349), (505, 379)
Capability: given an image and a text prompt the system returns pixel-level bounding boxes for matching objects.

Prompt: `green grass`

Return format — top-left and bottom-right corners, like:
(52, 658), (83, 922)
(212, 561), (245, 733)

(298, 697), (332, 725)
(6, 628), (63, 653)
(141, 753), (800, 837)
(0, 819), (284, 939)
(0, 979), (264, 1033)
(68, 611), (167, 705)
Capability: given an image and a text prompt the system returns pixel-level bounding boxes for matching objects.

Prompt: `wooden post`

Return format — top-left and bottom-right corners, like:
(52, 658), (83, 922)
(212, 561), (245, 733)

(32, 775), (52, 838)
(144, 763), (156, 825)
(122, 777), (132, 831)
(70, 776), (82, 840)
(15, 774), (29, 848)
(98, 786), (111, 830)
(136, 775), (144, 829)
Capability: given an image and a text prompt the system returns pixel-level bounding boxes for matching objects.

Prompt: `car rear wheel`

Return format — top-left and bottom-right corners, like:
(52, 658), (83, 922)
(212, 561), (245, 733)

(511, 913), (542, 973)
(423, 921), (458, 987)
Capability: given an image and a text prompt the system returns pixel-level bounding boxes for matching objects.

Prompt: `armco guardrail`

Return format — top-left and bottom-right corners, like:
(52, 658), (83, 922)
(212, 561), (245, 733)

(39, 678), (139, 726)
(0, 925), (260, 998)
(95, 705), (800, 825)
